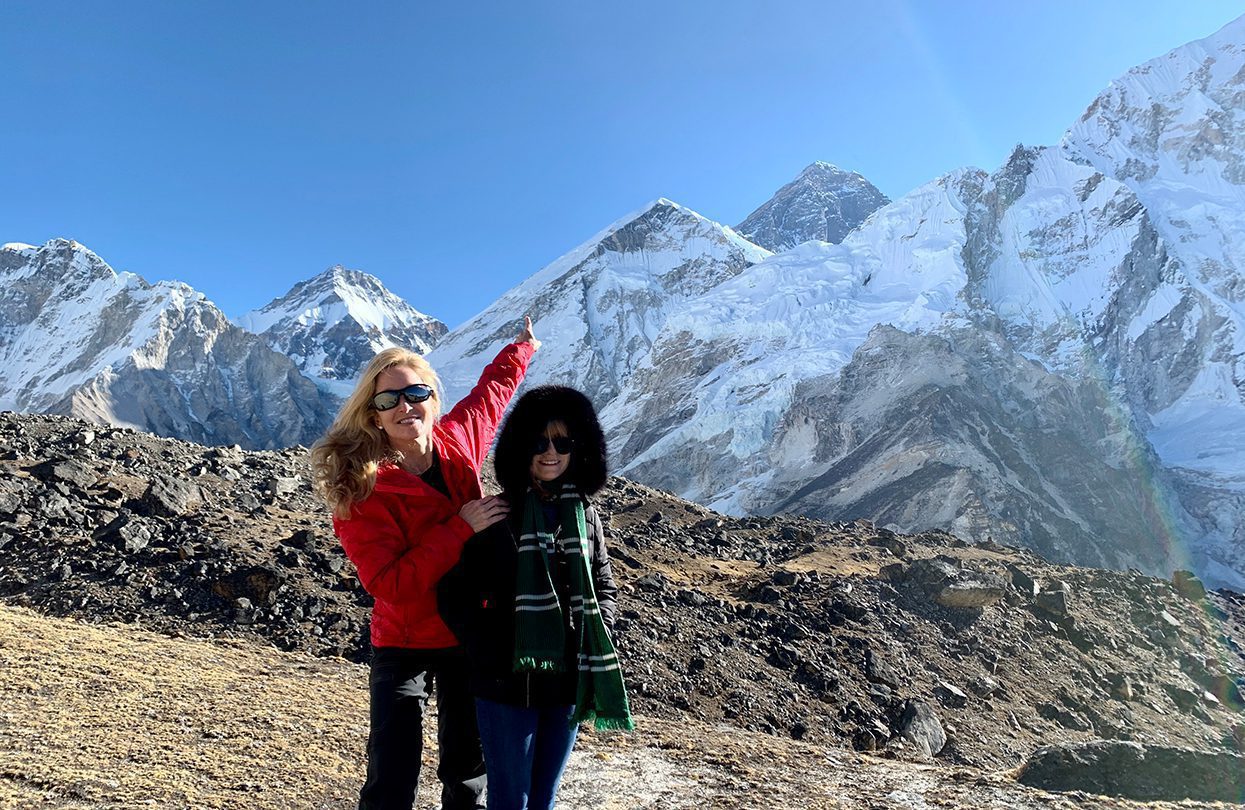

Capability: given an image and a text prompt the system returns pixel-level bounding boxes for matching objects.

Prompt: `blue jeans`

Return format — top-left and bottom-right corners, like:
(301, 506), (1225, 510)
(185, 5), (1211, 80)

(474, 699), (578, 810)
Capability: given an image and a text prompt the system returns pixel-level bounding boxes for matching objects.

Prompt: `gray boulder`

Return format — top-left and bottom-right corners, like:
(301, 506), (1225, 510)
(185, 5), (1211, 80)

(905, 557), (1007, 609)
(934, 580), (1006, 609)
(1035, 588), (1070, 618)
(30, 458), (97, 490)
(895, 699), (947, 759)
(142, 477), (204, 517)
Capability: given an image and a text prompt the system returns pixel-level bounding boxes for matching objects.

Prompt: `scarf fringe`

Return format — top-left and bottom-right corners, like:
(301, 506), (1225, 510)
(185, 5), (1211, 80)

(571, 707), (637, 732)
(592, 715), (637, 732)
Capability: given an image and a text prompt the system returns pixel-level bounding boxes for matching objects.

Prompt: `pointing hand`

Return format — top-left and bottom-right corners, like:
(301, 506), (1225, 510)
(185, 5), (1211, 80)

(517, 315), (541, 351)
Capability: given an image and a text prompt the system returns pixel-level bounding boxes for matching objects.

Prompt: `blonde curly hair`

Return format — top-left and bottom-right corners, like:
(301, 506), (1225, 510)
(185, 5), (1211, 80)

(310, 347), (442, 519)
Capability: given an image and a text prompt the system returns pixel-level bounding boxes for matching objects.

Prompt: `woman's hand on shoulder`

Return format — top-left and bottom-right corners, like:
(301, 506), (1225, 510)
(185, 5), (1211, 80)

(459, 495), (509, 533)
(516, 315), (541, 352)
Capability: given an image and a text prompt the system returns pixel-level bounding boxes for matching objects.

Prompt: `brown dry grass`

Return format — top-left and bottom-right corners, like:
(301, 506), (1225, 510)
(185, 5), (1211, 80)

(1, 605), (369, 809)
(3, 605), (1235, 810)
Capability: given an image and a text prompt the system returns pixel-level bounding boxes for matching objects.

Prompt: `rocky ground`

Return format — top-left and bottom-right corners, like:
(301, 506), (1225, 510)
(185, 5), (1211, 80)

(4, 603), (1237, 810)
(3, 412), (1245, 805)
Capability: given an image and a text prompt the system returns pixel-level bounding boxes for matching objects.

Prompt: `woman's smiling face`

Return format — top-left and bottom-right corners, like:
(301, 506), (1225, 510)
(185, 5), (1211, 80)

(529, 420), (571, 484)
(372, 365), (435, 446)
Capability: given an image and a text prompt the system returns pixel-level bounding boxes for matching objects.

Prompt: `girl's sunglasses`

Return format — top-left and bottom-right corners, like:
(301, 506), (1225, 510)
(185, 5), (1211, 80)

(533, 436), (574, 455)
(371, 384), (434, 411)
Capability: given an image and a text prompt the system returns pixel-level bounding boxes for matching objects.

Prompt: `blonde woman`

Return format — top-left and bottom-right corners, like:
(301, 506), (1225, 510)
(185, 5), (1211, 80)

(311, 318), (539, 810)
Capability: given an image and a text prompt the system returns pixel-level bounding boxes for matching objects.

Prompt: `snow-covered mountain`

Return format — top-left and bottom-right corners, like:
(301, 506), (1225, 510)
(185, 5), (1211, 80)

(606, 173), (975, 507)
(237, 266), (447, 396)
(426, 17), (1245, 588)
(0, 239), (336, 449)
(428, 199), (771, 401)
(596, 165), (1188, 578)
(1058, 18), (1245, 584)
(736, 162), (890, 251)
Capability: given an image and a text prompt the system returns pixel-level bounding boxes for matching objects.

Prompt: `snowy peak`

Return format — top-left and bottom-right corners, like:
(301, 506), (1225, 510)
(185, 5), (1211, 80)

(1064, 12), (1245, 193)
(239, 265), (417, 334)
(238, 264), (447, 394)
(451, 196), (770, 321)
(737, 162), (890, 251)
(587, 198), (771, 284)
(429, 197), (770, 404)
(798, 161), (854, 182)
(1, 238), (118, 287)
(521, 197), (768, 289)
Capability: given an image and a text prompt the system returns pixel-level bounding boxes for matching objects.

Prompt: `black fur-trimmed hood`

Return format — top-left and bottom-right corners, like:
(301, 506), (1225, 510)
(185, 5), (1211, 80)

(493, 385), (608, 499)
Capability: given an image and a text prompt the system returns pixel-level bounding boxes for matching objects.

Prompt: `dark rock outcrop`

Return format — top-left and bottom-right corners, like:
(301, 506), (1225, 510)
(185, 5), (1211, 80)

(736, 162), (889, 250)
(1018, 741), (1245, 802)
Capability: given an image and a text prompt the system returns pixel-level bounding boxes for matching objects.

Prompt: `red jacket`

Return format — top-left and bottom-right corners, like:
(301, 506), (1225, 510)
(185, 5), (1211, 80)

(333, 341), (534, 649)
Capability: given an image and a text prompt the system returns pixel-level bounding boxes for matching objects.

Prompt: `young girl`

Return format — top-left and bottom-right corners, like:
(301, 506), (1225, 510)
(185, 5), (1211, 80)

(438, 385), (633, 810)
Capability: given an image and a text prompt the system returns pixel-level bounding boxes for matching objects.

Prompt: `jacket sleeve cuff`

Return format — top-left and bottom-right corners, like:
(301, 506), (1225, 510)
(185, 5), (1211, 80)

(509, 340), (536, 367)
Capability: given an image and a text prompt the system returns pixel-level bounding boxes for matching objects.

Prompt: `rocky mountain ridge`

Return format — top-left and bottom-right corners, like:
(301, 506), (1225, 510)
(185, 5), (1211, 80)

(735, 160), (890, 251)
(0, 239), (337, 450)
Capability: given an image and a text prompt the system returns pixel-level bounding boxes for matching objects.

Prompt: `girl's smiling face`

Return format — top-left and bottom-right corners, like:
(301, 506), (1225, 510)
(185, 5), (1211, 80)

(529, 420), (572, 484)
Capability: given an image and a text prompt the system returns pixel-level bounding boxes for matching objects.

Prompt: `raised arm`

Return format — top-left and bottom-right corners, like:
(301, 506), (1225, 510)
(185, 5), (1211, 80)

(441, 317), (541, 468)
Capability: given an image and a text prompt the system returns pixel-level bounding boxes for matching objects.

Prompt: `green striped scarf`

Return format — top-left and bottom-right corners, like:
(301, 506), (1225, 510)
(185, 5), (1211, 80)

(513, 485), (634, 731)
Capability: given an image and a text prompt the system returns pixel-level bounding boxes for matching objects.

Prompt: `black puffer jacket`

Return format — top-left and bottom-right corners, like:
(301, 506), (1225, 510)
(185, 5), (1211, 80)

(437, 497), (617, 707)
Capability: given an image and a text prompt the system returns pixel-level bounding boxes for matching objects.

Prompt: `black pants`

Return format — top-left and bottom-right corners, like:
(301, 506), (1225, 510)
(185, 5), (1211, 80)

(360, 646), (487, 810)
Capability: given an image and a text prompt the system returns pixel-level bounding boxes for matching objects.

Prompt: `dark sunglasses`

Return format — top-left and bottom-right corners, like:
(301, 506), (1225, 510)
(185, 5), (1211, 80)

(533, 435), (574, 455)
(371, 384), (434, 411)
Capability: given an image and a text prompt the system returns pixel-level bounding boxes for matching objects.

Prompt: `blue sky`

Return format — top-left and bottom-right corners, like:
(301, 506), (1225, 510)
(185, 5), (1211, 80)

(3, 1), (1242, 328)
